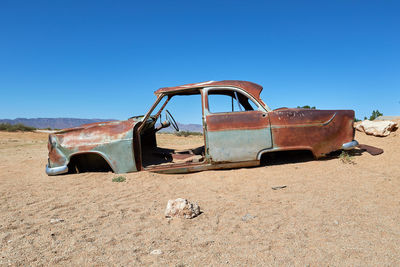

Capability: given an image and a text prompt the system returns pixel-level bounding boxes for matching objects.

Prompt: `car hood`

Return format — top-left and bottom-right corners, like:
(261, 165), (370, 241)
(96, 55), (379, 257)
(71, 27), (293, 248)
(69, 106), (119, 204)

(52, 118), (141, 149)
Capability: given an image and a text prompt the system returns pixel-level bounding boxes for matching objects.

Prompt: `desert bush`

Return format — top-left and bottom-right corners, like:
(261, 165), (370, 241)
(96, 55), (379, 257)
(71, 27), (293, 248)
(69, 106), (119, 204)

(112, 176), (126, 182)
(0, 123), (36, 132)
(339, 151), (355, 164)
(369, 110), (383, 121)
(174, 131), (203, 137)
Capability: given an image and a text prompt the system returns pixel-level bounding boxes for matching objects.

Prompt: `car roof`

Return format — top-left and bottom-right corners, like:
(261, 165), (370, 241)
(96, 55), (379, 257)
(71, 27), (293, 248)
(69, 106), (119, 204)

(154, 80), (264, 103)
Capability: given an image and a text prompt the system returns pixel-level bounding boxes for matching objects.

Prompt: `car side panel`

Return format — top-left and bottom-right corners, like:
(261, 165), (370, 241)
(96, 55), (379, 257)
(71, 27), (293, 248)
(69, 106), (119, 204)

(205, 111), (273, 162)
(269, 109), (355, 157)
(207, 128), (272, 162)
(68, 137), (136, 173)
(48, 120), (137, 173)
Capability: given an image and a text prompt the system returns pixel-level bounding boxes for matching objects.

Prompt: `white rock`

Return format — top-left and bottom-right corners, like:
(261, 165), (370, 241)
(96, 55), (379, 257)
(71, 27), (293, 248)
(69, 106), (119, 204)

(355, 120), (398, 137)
(242, 214), (256, 222)
(165, 198), (200, 219)
(150, 249), (163, 255)
(50, 218), (64, 223)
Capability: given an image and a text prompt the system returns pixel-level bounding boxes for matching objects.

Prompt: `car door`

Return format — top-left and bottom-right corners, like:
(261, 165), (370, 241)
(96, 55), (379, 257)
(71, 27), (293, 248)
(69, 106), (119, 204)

(203, 87), (272, 163)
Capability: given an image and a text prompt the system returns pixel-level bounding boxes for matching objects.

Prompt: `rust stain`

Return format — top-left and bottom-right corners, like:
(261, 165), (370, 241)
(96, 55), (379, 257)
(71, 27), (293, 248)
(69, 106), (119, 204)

(155, 80), (264, 103)
(270, 109), (337, 126)
(206, 111), (269, 131)
(48, 146), (65, 166)
(269, 109), (354, 157)
(57, 120), (133, 149)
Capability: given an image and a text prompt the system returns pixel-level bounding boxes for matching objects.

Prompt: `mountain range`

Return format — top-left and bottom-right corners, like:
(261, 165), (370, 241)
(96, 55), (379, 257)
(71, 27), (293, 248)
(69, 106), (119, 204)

(0, 118), (203, 132)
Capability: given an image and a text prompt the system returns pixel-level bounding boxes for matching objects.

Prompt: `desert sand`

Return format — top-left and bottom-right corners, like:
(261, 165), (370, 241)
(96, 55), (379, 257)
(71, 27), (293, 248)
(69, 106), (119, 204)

(0, 130), (399, 266)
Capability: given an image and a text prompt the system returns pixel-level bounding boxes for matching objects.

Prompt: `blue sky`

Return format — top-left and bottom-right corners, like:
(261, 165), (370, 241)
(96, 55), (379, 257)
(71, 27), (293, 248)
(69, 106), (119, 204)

(0, 0), (399, 124)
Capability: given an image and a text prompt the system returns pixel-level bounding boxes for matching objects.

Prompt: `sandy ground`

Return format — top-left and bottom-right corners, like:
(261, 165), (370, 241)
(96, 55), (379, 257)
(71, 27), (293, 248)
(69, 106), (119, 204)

(0, 130), (399, 266)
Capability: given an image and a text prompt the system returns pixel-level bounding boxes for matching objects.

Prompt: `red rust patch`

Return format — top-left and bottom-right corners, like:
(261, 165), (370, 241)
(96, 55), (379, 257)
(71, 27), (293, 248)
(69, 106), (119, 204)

(269, 109), (354, 157)
(48, 147), (65, 166)
(269, 109), (338, 125)
(57, 120), (134, 149)
(155, 80), (264, 103)
(206, 111), (270, 132)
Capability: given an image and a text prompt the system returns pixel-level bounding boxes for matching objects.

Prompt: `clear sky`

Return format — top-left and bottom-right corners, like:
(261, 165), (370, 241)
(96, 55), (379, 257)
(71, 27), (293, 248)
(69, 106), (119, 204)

(1, 0), (399, 124)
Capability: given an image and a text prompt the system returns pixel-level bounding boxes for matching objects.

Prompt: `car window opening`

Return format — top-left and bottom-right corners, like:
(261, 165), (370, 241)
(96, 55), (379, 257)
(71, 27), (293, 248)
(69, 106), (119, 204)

(208, 89), (259, 113)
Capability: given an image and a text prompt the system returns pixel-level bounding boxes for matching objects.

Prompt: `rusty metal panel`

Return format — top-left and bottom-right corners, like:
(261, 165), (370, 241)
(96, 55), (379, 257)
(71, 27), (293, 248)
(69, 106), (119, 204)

(151, 160), (260, 174)
(48, 119), (137, 173)
(269, 109), (355, 157)
(206, 111), (270, 131)
(270, 109), (337, 125)
(155, 80), (265, 104)
(205, 111), (272, 162)
(48, 143), (67, 167)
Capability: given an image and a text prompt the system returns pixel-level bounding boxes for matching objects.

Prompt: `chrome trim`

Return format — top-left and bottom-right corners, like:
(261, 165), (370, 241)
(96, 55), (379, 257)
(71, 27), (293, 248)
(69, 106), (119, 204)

(46, 164), (68, 176)
(341, 140), (359, 150)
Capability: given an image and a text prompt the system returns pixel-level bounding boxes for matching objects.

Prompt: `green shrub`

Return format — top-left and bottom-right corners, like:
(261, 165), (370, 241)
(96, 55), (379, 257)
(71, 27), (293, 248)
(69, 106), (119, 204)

(112, 176), (126, 182)
(0, 123), (36, 132)
(339, 151), (355, 164)
(369, 110), (383, 121)
(297, 105), (316, 109)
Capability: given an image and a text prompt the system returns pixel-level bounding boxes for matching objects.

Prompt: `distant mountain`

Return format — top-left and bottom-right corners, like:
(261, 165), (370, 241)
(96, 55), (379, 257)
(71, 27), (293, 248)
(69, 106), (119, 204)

(0, 118), (115, 129)
(0, 118), (203, 132)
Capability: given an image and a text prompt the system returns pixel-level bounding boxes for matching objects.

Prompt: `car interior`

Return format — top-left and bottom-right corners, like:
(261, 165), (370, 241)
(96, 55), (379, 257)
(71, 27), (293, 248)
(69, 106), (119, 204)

(138, 88), (260, 170)
(138, 89), (206, 169)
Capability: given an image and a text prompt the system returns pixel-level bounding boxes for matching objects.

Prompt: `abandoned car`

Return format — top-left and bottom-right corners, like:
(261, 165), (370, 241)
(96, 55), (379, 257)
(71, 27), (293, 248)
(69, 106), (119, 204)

(46, 80), (358, 175)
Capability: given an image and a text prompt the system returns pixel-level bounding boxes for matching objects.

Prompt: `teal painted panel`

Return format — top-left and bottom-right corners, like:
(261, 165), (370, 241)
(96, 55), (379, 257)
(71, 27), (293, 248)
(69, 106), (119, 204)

(64, 132), (137, 173)
(207, 128), (272, 162)
(93, 139), (136, 173)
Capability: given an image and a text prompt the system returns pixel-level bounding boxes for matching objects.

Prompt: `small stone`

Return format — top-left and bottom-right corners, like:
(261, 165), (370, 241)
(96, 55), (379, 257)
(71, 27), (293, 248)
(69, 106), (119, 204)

(334, 220), (339, 225)
(150, 249), (163, 255)
(165, 198), (201, 219)
(50, 218), (64, 224)
(242, 214), (256, 222)
(271, 185), (287, 190)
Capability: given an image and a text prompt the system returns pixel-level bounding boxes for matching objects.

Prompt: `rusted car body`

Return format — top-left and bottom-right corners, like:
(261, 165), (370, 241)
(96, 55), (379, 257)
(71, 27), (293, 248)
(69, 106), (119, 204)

(46, 80), (358, 175)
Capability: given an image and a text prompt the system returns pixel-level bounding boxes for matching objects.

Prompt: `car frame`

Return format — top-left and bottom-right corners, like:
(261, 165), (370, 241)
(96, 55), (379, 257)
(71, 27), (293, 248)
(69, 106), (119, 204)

(46, 80), (358, 175)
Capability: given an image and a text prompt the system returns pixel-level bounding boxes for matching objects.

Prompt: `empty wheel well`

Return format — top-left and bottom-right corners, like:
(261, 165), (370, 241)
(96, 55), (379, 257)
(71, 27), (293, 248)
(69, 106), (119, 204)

(68, 153), (113, 173)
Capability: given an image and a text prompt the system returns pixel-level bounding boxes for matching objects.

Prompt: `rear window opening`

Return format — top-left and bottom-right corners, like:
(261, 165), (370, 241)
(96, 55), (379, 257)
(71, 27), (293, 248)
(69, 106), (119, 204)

(207, 89), (259, 113)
